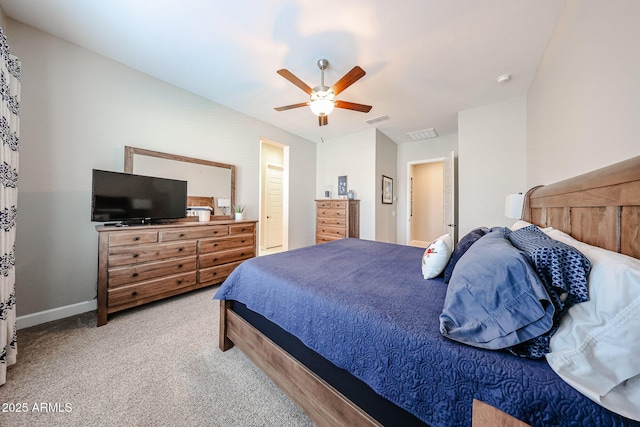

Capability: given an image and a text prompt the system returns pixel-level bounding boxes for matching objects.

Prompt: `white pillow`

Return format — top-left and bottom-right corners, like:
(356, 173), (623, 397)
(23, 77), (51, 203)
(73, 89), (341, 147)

(509, 219), (533, 230)
(510, 219), (555, 233)
(544, 229), (640, 421)
(421, 234), (453, 279)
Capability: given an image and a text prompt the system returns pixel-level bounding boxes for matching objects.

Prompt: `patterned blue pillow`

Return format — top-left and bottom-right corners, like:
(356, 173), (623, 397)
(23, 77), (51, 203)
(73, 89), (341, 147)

(504, 225), (591, 358)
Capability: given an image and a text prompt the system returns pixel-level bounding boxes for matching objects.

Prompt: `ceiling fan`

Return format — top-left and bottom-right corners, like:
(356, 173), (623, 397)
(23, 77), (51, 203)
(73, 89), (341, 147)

(275, 59), (372, 126)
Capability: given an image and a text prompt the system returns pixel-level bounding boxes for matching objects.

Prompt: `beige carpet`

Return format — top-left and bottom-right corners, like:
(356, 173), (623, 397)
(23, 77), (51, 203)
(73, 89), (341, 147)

(2, 287), (314, 427)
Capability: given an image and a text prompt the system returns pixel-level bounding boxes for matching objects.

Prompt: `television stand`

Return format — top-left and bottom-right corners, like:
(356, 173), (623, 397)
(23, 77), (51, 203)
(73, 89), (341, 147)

(95, 219), (257, 326)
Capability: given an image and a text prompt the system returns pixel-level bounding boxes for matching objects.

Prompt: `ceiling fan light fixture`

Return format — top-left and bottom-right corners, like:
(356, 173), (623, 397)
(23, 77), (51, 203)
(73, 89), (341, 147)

(309, 88), (335, 116)
(275, 59), (370, 125)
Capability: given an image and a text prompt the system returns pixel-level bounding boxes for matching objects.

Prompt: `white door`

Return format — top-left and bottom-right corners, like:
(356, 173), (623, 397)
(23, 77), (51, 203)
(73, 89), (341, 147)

(265, 164), (284, 249)
(443, 151), (456, 243)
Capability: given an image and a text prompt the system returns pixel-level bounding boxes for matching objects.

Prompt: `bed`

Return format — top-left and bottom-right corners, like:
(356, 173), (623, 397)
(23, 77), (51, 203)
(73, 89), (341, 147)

(215, 156), (640, 426)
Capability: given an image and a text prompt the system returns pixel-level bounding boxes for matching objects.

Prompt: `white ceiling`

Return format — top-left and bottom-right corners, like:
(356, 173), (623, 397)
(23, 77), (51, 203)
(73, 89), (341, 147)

(0, 0), (566, 144)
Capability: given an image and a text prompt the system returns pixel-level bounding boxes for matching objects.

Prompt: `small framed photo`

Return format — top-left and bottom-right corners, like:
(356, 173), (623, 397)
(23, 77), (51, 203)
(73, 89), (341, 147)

(382, 175), (393, 204)
(338, 175), (347, 196)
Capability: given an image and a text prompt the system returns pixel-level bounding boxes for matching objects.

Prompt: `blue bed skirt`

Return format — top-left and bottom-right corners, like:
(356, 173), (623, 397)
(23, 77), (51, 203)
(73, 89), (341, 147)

(215, 239), (637, 426)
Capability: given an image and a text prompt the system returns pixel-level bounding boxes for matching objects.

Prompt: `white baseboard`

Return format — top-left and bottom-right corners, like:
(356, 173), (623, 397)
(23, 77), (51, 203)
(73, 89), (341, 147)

(16, 300), (97, 330)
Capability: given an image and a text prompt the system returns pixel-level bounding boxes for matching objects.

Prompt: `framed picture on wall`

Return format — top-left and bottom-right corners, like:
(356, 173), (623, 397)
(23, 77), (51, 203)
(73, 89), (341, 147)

(338, 175), (347, 196)
(382, 175), (393, 204)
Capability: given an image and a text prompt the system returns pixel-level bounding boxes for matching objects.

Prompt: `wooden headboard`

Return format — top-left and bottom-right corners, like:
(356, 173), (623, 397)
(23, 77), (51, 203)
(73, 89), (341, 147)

(522, 156), (640, 259)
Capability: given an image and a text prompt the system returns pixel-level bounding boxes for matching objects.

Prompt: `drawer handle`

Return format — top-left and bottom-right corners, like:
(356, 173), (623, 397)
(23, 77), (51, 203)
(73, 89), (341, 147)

(178, 247), (184, 252)
(179, 233), (185, 238)
(212, 272), (217, 276)
(176, 279), (183, 285)
(132, 291), (138, 296)
(178, 264), (183, 268)
(132, 253), (139, 258)
(133, 237), (140, 241)
(213, 231), (218, 235)
(241, 239), (245, 243)
(132, 273), (138, 278)
(213, 243), (218, 247)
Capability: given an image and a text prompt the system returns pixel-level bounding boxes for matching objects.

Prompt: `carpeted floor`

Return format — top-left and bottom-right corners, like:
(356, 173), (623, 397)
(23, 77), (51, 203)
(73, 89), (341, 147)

(2, 287), (314, 426)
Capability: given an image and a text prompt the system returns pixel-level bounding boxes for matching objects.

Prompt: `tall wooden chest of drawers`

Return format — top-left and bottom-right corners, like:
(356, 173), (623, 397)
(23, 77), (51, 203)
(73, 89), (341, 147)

(96, 220), (256, 326)
(315, 199), (360, 244)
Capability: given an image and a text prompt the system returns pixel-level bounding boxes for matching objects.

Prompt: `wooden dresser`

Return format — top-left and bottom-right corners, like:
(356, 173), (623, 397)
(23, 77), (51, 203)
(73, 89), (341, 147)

(315, 199), (360, 244)
(96, 220), (257, 326)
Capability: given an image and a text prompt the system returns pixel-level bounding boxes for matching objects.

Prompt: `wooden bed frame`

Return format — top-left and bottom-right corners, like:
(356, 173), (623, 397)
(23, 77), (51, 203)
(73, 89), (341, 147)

(219, 156), (640, 427)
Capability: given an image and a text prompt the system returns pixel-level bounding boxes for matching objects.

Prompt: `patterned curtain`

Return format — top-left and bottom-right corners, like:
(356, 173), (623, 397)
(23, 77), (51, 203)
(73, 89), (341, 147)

(0, 26), (20, 386)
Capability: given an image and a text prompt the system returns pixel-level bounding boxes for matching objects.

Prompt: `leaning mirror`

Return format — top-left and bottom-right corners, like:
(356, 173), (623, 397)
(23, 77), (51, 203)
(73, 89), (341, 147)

(124, 146), (235, 220)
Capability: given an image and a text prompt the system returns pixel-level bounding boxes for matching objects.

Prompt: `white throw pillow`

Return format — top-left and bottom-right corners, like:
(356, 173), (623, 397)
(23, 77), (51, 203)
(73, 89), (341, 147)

(544, 229), (640, 421)
(509, 219), (533, 230)
(421, 234), (453, 279)
(510, 219), (555, 233)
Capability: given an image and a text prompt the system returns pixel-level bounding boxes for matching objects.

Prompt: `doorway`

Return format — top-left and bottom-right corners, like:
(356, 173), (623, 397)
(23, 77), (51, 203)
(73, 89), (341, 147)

(259, 139), (289, 255)
(265, 163), (284, 249)
(407, 151), (456, 247)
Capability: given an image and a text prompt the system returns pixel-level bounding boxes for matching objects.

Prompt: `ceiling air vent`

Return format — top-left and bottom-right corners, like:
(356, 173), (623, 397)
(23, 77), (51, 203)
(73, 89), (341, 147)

(365, 114), (390, 125)
(407, 128), (438, 141)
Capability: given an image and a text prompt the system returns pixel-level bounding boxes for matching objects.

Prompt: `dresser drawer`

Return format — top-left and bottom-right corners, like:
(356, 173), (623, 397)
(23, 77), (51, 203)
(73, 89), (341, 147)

(108, 230), (158, 247)
(107, 271), (197, 308)
(199, 235), (255, 254)
(316, 235), (342, 244)
(108, 256), (197, 288)
(108, 241), (197, 267)
(316, 201), (333, 209)
(317, 217), (346, 227)
(331, 201), (347, 209)
(198, 261), (243, 284)
(159, 225), (229, 241)
(230, 223), (255, 235)
(316, 226), (346, 238)
(317, 208), (346, 218)
(199, 247), (254, 268)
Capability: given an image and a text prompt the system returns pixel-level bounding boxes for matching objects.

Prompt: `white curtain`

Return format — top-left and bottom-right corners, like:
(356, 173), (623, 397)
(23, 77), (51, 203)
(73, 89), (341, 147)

(0, 27), (20, 386)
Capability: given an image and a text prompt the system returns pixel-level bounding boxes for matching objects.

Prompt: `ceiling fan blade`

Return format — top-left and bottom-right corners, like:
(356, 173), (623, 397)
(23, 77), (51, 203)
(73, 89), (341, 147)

(277, 69), (313, 95)
(318, 115), (328, 126)
(334, 100), (372, 113)
(331, 66), (366, 96)
(274, 102), (309, 111)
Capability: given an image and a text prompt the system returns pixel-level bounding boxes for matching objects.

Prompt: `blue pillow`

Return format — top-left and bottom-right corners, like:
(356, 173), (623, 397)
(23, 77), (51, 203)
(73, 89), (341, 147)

(504, 225), (591, 358)
(439, 229), (554, 351)
(442, 227), (489, 283)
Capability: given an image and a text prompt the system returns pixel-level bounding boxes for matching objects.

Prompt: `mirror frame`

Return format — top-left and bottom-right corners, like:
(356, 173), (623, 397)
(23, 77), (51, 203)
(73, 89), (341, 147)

(124, 146), (236, 220)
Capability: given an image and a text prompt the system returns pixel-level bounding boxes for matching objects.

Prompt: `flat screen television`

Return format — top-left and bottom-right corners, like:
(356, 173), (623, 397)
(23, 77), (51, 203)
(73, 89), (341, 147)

(91, 169), (187, 224)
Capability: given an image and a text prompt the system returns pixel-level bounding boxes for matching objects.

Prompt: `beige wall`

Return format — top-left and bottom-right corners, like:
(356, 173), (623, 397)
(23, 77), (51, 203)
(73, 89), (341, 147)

(527, 0), (640, 186)
(458, 96), (528, 237)
(317, 128), (377, 239)
(374, 130), (397, 243)
(0, 5), (7, 30)
(8, 19), (316, 319)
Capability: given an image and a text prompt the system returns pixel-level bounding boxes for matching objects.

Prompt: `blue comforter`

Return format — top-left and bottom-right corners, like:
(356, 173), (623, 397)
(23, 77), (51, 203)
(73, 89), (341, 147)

(215, 239), (636, 426)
